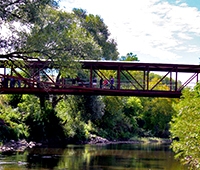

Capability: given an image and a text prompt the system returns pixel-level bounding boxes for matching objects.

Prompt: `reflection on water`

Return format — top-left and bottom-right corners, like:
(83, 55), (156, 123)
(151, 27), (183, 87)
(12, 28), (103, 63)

(0, 143), (188, 170)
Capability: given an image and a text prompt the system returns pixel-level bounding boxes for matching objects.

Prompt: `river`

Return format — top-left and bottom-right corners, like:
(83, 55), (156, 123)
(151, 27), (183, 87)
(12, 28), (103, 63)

(0, 143), (188, 170)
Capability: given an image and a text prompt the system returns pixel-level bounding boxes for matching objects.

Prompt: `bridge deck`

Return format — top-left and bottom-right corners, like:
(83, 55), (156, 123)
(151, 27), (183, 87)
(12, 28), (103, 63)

(0, 86), (182, 98)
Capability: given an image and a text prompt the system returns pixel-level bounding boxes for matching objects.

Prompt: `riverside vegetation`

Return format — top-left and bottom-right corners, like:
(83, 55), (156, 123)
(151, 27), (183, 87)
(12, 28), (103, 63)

(1, 1), (200, 169)
(1, 85), (200, 169)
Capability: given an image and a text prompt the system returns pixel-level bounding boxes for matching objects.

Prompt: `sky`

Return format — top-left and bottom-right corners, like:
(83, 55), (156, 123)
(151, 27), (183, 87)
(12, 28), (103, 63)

(59, 0), (200, 65)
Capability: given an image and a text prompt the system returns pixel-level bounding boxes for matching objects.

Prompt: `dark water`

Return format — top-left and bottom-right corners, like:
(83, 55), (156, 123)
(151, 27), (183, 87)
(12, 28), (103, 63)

(0, 143), (188, 170)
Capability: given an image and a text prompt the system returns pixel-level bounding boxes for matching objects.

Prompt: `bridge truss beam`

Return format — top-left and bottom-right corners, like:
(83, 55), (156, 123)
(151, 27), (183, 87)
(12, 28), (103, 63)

(0, 59), (199, 98)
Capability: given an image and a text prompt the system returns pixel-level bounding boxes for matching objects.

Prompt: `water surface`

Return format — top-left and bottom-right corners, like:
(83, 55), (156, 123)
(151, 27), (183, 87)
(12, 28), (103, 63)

(0, 143), (188, 170)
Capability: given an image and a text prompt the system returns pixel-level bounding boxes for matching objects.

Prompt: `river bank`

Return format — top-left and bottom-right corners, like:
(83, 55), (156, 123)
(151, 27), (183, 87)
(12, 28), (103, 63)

(88, 135), (172, 145)
(0, 136), (172, 154)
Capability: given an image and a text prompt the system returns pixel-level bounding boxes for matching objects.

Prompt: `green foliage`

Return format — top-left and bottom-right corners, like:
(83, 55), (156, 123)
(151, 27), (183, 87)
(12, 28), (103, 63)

(0, 82), (177, 145)
(23, 7), (102, 76)
(123, 97), (143, 117)
(56, 95), (105, 141)
(0, 0), (180, 148)
(0, 95), (28, 143)
(78, 95), (105, 123)
(55, 94), (140, 142)
(15, 94), (65, 144)
(73, 8), (119, 60)
(24, 107), (65, 145)
(1, 0), (59, 55)
(97, 96), (137, 140)
(170, 86), (200, 169)
(17, 95), (41, 115)
(1, 0), (58, 23)
(120, 52), (139, 61)
(142, 97), (175, 137)
(149, 73), (181, 91)
(122, 97), (143, 134)
(6, 94), (23, 108)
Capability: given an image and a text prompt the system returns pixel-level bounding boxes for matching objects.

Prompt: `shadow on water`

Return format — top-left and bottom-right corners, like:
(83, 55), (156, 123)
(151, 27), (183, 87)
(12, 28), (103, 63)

(26, 148), (64, 169)
(0, 143), (188, 170)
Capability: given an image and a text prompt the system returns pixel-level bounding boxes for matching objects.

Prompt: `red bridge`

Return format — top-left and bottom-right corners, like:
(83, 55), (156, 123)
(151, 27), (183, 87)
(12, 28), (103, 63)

(0, 59), (199, 98)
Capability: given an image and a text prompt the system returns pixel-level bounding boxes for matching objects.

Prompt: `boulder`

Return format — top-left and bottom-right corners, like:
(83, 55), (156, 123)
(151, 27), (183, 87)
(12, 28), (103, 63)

(88, 135), (109, 144)
(0, 139), (39, 154)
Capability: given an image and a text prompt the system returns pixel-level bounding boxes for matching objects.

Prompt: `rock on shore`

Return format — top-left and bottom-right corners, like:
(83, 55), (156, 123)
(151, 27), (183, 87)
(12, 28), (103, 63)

(88, 135), (109, 144)
(0, 139), (41, 154)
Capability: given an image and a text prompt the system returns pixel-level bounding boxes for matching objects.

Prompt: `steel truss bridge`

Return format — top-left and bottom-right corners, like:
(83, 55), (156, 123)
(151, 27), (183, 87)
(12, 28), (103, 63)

(0, 59), (199, 98)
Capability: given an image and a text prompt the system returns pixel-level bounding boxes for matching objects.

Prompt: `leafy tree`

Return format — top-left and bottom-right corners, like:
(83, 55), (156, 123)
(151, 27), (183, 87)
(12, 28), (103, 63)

(96, 96), (137, 140)
(123, 97), (143, 117)
(55, 95), (102, 142)
(73, 8), (119, 60)
(23, 7), (119, 109)
(122, 97), (143, 132)
(0, 95), (28, 142)
(1, 4), (107, 79)
(16, 95), (65, 145)
(1, 2), (119, 109)
(0, 0), (58, 22)
(0, 0), (59, 59)
(20, 7), (102, 74)
(142, 97), (175, 137)
(0, 3), (119, 144)
(149, 73), (182, 91)
(170, 85), (200, 169)
(25, 108), (66, 145)
(120, 52), (139, 61)
(6, 94), (23, 108)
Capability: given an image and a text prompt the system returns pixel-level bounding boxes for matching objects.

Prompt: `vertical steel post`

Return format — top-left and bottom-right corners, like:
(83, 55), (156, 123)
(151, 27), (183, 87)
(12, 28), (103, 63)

(170, 71), (172, 91)
(147, 67), (149, 90)
(117, 65), (121, 90)
(175, 67), (178, 91)
(90, 65), (93, 88)
(143, 71), (146, 90)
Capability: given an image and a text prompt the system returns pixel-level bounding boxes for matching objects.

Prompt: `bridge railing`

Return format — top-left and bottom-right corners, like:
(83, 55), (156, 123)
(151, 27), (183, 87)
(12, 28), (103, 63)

(0, 73), (195, 93)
